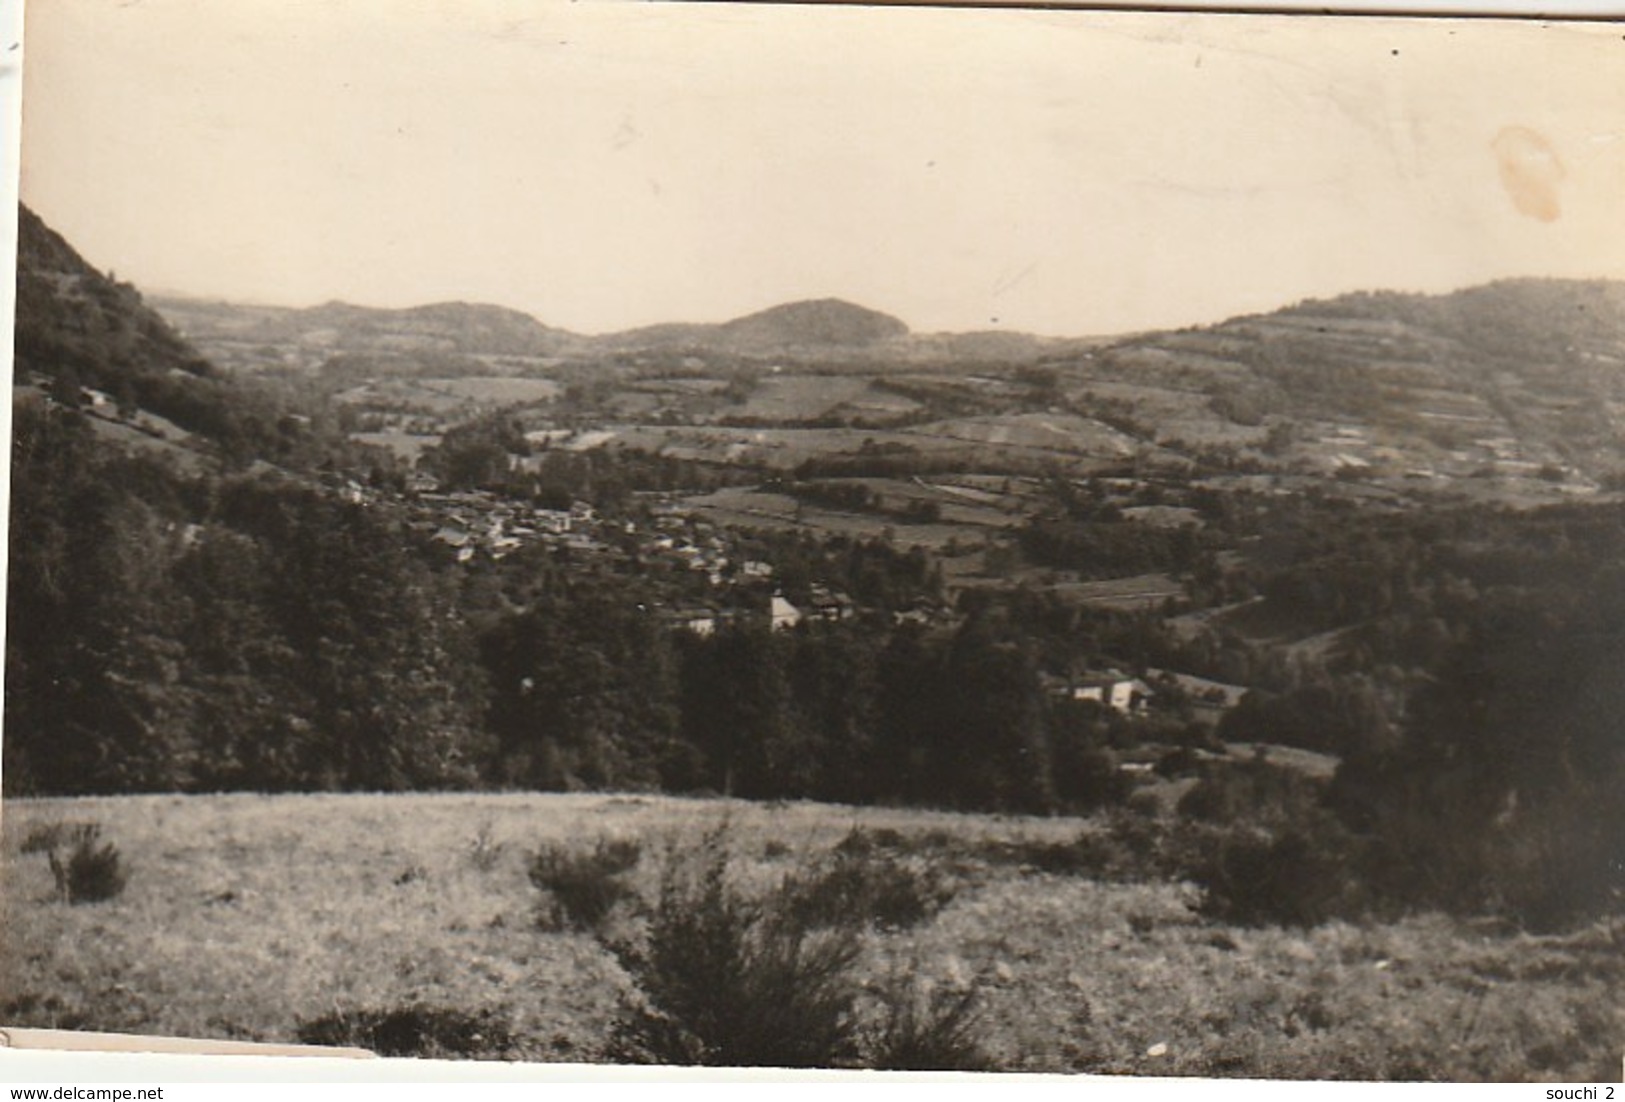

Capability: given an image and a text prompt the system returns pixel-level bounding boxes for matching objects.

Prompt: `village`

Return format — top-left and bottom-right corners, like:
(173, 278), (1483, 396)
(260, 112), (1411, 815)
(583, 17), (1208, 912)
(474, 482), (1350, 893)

(373, 472), (1248, 736)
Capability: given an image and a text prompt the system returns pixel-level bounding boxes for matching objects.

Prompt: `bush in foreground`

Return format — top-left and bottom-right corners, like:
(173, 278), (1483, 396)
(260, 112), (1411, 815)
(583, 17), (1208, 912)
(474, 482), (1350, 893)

(1180, 824), (1363, 928)
(22, 822), (127, 904)
(603, 828), (991, 1070)
(864, 971), (992, 1072)
(780, 843), (956, 933)
(606, 829), (864, 1067)
(528, 837), (641, 932)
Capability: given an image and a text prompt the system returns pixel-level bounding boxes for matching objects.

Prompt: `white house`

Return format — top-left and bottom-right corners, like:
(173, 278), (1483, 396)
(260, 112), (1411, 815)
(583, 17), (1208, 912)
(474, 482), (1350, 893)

(1058, 670), (1152, 714)
(770, 595), (803, 631)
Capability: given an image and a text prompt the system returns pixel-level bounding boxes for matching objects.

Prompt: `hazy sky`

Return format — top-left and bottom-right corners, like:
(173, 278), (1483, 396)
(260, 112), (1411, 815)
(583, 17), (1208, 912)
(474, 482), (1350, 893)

(17, 1), (1625, 336)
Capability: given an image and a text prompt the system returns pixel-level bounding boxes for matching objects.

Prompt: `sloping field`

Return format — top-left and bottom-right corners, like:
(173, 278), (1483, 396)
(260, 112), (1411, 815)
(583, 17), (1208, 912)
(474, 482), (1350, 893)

(3, 792), (1617, 1079)
(681, 486), (992, 550)
(424, 377), (562, 404)
(729, 375), (871, 421)
(351, 431), (441, 461)
(1047, 573), (1184, 610)
(336, 376), (560, 412)
(906, 414), (1137, 458)
(610, 426), (971, 469)
(83, 413), (208, 474)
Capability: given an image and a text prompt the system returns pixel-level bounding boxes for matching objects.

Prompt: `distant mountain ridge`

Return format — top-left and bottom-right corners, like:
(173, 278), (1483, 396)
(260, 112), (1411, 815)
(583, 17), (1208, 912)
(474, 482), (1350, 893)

(153, 296), (578, 358)
(154, 292), (930, 367)
(35, 196), (1625, 484)
(155, 290), (1107, 370)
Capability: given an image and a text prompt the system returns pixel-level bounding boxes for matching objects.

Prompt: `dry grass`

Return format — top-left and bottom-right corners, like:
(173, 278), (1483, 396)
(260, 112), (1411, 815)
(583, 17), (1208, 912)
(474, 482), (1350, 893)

(1, 792), (1619, 1079)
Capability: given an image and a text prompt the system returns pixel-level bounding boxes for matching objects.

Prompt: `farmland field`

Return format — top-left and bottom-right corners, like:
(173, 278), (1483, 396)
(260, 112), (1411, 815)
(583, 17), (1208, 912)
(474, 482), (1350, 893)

(2, 792), (1619, 1080)
(336, 377), (561, 413)
(351, 431), (442, 462)
(682, 482), (1014, 549)
(424, 377), (563, 404)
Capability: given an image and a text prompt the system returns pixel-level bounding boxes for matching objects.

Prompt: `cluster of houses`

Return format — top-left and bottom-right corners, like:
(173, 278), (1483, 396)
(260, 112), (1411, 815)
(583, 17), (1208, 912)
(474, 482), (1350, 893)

(404, 488), (799, 603)
(411, 491), (603, 562)
(643, 510), (776, 588)
(392, 484), (1236, 726)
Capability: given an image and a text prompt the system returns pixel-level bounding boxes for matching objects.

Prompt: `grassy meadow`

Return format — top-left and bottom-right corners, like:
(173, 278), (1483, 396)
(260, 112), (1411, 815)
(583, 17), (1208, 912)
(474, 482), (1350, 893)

(1, 791), (1620, 1080)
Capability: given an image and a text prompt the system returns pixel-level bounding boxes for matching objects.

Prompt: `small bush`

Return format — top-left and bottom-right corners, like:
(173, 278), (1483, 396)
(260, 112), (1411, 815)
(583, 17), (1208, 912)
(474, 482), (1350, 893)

(969, 813), (1172, 881)
(296, 1005), (515, 1059)
(1177, 758), (1323, 828)
(781, 850), (955, 932)
(31, 823), (127, 904)
(865, 973), (992, 1072)
(833, 826), (905, 857)
(467, 822), (504, 872)
(528, 837), (641, 932)
(1182, 825), (1361, 927)
(607, 830), (864, 1068)
(606, 829), (997, 1070)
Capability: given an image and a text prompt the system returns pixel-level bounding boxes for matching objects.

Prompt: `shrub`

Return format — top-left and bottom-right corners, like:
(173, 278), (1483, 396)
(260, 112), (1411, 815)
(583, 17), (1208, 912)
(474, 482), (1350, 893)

(865, 972), (992, 1072)
(1176, 758), (1323, 827)
(606, 830), (864, 1068)
(528, 837), (641, 932)
(1181, 824), (1361, 927)
(296, 1005), (515, 1059)
(467, 821), (504, 873)
(1053, 746), (1135, 812)
(27, 823), (127, 904)
(968, 812), (1176, 882)
(781, 850), (955, 932)
(601, 830), (1000, 1070)
(833, 826), (906, 857)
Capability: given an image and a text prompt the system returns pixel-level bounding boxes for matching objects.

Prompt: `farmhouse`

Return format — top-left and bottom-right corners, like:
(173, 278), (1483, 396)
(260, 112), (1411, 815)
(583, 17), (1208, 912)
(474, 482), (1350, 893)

(1050, 670), (1152, 714)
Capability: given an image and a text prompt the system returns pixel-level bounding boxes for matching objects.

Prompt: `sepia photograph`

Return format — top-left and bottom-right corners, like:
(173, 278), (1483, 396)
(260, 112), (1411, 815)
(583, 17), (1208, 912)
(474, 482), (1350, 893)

(3, 0), (1623, 1083)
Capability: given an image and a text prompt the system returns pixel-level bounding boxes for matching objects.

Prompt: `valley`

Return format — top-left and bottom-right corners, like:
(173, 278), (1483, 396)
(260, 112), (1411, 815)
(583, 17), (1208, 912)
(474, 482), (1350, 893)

(8, 204), (1625, 1077)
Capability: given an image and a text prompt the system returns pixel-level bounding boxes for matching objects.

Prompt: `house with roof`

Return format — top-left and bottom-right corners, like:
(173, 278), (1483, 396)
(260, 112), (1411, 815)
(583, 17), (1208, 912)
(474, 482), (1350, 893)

(1048, 669), (1153, 714)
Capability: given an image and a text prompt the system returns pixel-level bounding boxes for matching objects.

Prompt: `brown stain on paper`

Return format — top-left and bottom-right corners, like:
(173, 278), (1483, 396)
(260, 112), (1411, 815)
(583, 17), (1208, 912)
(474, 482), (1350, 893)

(1493, 125), (1566, 223)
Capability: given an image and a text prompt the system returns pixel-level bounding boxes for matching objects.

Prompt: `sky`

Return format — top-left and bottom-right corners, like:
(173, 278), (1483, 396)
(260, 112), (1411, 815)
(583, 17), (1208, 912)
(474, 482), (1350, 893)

(14, 0), (1625, 337)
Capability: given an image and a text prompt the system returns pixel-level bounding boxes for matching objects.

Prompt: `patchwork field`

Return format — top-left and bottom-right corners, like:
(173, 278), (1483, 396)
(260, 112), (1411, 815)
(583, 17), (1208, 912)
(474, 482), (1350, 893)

(2, 792), (1619, 1080)
(729, 375), (897, 422)
(336, 377), (561, 413)
(351, 431), (443, 462)
(682, 481), (1015, 551)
